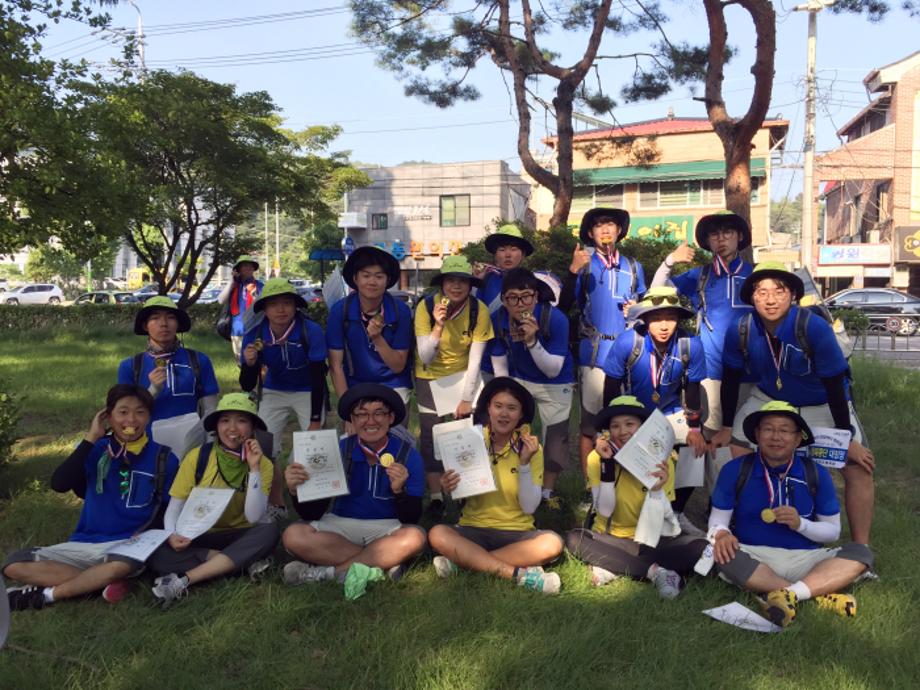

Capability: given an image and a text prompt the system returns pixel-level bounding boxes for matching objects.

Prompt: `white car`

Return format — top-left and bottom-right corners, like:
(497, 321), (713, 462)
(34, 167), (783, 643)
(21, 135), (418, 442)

(3, 283), (64, 305)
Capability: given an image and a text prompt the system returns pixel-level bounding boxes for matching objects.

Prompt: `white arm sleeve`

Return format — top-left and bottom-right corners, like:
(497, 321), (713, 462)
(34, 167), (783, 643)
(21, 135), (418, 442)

(796, 513), (841, 543)
(650, 259), (677, 289)
(708, 506), (734, 539)
(217, 281), (234, 305)
(595, 481), (617, 518)
(244, 471), (269, 524)
(164, 498), (185, 533)
(516, 465), (542, 514)
(528, 340), (564, 378)
(200, 394), (218, 419)
(461, 341), (487, 402)
(416, 334), (440, 365)
(492, 354), (510, 377)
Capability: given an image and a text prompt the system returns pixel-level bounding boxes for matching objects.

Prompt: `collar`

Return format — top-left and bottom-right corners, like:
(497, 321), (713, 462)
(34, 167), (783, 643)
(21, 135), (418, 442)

(147, 340), (179, 357)
(712, 254), (744, 277)
(594, 247), (621, 270)
(112, 433), (149, 456)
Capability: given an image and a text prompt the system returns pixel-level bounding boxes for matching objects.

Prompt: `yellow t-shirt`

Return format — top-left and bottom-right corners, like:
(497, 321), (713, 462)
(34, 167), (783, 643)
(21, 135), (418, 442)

(171, 446), (274, 531)
(414, 293), (494, 380)
(458, 427), (544, 531)
(585, 450), (676, 539)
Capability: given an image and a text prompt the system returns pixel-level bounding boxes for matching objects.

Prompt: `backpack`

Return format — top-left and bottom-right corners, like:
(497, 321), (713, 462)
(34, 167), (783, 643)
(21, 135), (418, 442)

(135, 444), (174, 532)
(577, 255), (640, 367)
(134, 349), (203, 399)
(341, 292), (412, 377)
(624, 330), (692, 406)
(732, 453), (819, 520)
(497, 303), (553, 377)
(695, 264), (713, 332)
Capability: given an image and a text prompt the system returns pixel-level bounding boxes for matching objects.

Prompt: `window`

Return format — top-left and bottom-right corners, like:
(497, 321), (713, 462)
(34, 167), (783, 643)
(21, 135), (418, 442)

(75, 294), (92, 305)
(439, 195), (470, 227)
(703, 180), (724, 206)
(639, 178), (761, 208)
(751, 178), (761, 204)
(371, 213), (388, 230)
(571, 184), (625, 214)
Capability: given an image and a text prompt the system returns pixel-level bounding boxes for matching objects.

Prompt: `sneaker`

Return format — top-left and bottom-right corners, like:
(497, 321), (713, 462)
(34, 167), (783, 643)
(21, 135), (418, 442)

(432, 556), (458, 579)
(542, 494), (563, 511)
(814, 593), (857, 618)
(590, 565), (619, 587)
(7, 586), (47, 611)
(676, 512), (706, 538)
(516, 568), (561, 595)
(282, 562), (335, 586)
(647, 563), (684, 599)
(266, 504), (288, 522)
(758, 588), (798, 627)
(386, 564), (406, 582)
(102, 579), (131, 604)
(247, 557), (273, 582)
(151, 573), (189, 605)
(853, 568), (880, 585)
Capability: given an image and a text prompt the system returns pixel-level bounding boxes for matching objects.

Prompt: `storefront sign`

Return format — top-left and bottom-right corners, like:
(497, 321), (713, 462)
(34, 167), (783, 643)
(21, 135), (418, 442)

(818, 244), (890, 265)
(895, 226), (920, 263)
(630, 216), (695, 244)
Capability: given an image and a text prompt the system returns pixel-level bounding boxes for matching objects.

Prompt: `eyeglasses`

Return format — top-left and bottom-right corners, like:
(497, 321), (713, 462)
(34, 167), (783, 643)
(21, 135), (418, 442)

(706, 229), (738, 239)
(503, 291), (536, 306)
(758, 426), (799, 438)
(644, 295), (680, 306)
(753, 287), (789, 300)
(352, 409), (392, 422)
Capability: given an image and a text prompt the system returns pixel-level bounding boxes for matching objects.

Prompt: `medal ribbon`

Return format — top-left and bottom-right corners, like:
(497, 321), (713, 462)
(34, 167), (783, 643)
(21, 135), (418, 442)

(95, 434), (147, 495)
(269, 319), (297, 346)
(758, 452), (794, 509)
(764, 332), (783, 386)
(712, 254), (742, 277)
(648, 347), (668, 401)
(599, 247), (620, 271)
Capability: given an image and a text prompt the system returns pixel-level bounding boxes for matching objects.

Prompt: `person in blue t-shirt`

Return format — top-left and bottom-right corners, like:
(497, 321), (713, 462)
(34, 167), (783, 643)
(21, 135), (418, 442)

(217, 255), (264, 359)
(601, 287), (707, 533)
(327, 246), (412, 404)
(281, 384), (426, 589)
(117, 296), (219, 457)
(556, 207), (646, 475)
(3, 385), (179, 611)
(711, 262), (875, 546)
(489, 268), (575, 507)
(709, 401), (873, 627)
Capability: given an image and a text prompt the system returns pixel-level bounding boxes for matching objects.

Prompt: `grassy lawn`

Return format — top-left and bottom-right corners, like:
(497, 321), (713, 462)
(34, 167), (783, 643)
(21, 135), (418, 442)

(1, 329), (918, 689)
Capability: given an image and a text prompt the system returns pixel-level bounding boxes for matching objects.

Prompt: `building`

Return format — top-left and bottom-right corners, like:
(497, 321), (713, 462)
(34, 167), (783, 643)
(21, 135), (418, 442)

(338, 160), (531, 284)
(529, 115), (789, 249)
(815, 50), (920, 295)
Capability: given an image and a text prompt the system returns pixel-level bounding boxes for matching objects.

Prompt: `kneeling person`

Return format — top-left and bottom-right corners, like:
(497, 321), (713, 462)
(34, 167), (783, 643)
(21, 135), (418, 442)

(281, 384), (427, 586)
(710, 401), (873, 627)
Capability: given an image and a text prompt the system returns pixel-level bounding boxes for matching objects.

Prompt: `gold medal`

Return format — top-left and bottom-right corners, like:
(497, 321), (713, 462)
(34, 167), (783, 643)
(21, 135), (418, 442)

(519, 424), (531, 437)
(652, 391), (660, 404)
(379, 453), (395, 468)
(520, 310), (532, 321)
(440, 297), (450, 307)
(600, 430), (611, 441)
(154, 358), (168, 368)
(761, 508), (776, 523)
(253, 338), (264, 352)
(776, 376), (782, 390)
(122, 426), (136, 436)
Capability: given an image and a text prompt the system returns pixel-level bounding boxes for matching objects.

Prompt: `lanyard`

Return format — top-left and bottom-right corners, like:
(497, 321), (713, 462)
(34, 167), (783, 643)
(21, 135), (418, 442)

(759, 453), (794, 509)
(764, 331), (784, 390)
(599, 247), (620, 271)
(270, 320), (297, 346)
(712, 255), (742, 277)
(648, 347), (668, 404)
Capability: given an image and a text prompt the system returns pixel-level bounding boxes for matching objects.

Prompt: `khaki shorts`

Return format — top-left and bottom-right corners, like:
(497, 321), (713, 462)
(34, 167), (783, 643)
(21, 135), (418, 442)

(579, 366), (606, 434)
(310, 514), (418, 547)
(3, 540), (142, 571)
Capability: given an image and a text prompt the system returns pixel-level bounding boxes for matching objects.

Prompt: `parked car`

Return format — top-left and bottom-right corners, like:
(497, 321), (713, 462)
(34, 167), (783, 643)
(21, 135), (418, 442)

(73, 291), (139, 305)
(295, 286), (324, 303)
(826, 287), (920, 335)
(133, 284), (160, 299)
(196, 288), (222, 304)
(3, 283), (64, 305)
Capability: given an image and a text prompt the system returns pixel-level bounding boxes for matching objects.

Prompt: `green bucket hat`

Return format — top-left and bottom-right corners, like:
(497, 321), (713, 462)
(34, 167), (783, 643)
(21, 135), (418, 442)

(134, 295), (191, 335)
(430, 255), (484, 289)
(739, 261), (805, 305)
(233, 255), (260, 271)
(629, 286), (695, 322)
(742, 400), (813, 448)
(594, 394), (651, 433)
(579, 207), (630, 247)
(253, 277), (308, 312)
(484, 224), (534, 256)
(694, 210), (752, 251)
(202, 392), (267, 433)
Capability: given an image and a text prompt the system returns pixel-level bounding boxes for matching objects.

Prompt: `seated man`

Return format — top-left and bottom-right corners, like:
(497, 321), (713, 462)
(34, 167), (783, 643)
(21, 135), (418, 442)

(3, 385), (179, 610)
(281, 384), (427, 587)
(710, 401), (873, 627)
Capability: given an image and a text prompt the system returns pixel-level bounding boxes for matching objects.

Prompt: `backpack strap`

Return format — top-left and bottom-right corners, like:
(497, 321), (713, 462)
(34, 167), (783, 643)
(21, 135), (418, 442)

(678, 337), (691, 407)
(468, 295), (479, 336)
(135, 444), (172, 533)
(801, 454), (819, 517)
(696, 264), (713, 332)
(186, 348), (203, 400)
(624, 330), (644, 394)
(794, 307), (813, 362)
(341, 293), (357, 376)
(343, 435), (357, 480)
(195, 442), (213, 485)
(538, 302), (552, 341)
(733, 454), (756, 508)
(738, 312), (753, 370)
(625, 256), (638, 296)
(132, 352), (143, 385)
(395, 438), (411, 465)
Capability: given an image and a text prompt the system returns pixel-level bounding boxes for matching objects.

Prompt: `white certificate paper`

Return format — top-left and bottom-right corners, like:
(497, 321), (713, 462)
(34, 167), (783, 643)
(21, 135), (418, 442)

(429, 370), (484, 417)
(432, 417), (472, 461)
(293, 429), (350, 503)
(674, 446), (705, 489)
(151, 412), (201, 459)
(436, 423), (496, 500)
(106, 529), (170, 562)
(808, 427), (852, 469)
(176, 487), (235, 539)
(614, 408), (676, 490)
(703, 602), (783, 634)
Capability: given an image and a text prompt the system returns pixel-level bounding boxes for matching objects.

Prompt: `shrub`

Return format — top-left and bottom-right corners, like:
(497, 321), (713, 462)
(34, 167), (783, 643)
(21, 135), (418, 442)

(0, 380), (21, 466)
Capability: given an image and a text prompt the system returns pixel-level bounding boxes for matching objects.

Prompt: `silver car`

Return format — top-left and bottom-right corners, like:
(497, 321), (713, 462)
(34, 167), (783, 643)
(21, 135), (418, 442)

(3, 283), (64, 305)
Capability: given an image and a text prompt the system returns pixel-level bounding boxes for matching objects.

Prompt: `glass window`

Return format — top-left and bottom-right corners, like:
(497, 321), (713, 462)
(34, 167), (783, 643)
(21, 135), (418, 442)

(440, 195), (470, 227)
(703, 179), (724, 206)
(571, 186), (594, 214)
(639, 183), (658, 208)
(751, 177), (761, 204)
(371, 213), (388, 230)
(595, 184), (624, 207)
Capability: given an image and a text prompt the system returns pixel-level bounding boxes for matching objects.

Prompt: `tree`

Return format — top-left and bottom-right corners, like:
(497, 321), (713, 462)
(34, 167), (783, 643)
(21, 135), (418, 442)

(24, 244), (85, 284)
(771, 194), (803, 239)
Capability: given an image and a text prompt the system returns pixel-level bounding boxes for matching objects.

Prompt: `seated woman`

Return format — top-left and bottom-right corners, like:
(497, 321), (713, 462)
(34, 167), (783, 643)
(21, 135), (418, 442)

(3, 385), (179, 610)
(428, 377), (564, 595)
(148, 393), (280, 605)
(565, 396), (708, 599)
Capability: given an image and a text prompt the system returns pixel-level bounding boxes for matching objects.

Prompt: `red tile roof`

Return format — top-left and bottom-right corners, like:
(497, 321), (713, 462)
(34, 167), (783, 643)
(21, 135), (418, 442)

(544, 117), (789, 145)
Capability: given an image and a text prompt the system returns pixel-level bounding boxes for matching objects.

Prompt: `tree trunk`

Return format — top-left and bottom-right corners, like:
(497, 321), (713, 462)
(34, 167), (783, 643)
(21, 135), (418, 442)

(550, 82), (576, 229)
(723, 141), (752, 228)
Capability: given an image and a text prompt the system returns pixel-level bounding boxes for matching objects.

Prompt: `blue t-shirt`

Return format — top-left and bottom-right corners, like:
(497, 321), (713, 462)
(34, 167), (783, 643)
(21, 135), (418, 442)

(722, 305), (849, 407)
(477, 272), (505, 314)
(489, 303), (576, 385)
(240, 314), (327, 392)
(70, 438), (180, 543)
(117, 348), (219, 422)
(711, 452), (839, 550)
(231, 278), (263, 336)
(672, 258), (753, 379)
(331, 434), (425, 521)
(575, 252), (646, 367)
(326, 293), (413, 389)
(602, 329), (706, 414)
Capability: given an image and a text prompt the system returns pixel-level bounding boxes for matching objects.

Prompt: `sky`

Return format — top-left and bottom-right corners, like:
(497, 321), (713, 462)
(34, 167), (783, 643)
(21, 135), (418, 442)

(38, 1), (920, 202)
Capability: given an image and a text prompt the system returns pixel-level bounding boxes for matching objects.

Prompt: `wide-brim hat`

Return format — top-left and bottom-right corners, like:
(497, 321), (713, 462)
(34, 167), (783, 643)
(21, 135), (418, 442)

(742, 400), (813, 448)
(630, 286), (695, 322)
(337, 383), (407, 427)
(695, 211), (752, 251)
(594, 395), (652, 433)
(253, 278), (309, 312)
(430, 255), (484, 289)
(134, 296), (191, 335)
(474, 376), (536, 427)
(579, 207), (630, 247)
(484, 224), (534, 256)
(203, 392), (267, 433)
(342, 246), (401, 290)
(233, 255), (260, 271)
(500, 267), (555, 304)
(739, 262), (805, 305)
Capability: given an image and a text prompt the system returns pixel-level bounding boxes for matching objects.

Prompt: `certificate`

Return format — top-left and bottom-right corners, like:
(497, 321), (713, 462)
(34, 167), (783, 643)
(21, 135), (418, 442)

(674, 446), (705, 489)
(703, 602), (783, 634)
(614, 408), (676, 490)
(151, 412), (201, 459)
(106, 529), (171, 562)
(176, 487), (235, 539)
(292, 430), (350, 503)
(429, 370), (466, 417)
(808, 427), (852, 469)
(435, 423), (496, 500)
(432, 417), (472, 461)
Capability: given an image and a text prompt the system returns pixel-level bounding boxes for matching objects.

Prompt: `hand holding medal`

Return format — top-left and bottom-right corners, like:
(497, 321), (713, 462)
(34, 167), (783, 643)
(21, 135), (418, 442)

(516, 424), (539, 465)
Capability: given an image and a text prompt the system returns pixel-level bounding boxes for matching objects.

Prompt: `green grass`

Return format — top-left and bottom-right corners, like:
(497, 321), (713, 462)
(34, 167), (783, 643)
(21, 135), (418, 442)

(1, 333), (919, 689)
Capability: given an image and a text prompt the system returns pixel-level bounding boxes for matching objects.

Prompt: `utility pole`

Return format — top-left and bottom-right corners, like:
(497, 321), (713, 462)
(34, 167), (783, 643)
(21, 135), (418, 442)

(264, 201), (270, 273)
(274, 199), (281, 277)
(128, 1), (145, 74)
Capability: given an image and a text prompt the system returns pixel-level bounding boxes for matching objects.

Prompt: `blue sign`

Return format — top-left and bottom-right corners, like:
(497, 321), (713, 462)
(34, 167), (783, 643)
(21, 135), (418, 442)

(342, 235), (356, 257)
(391, 240), (406, 261)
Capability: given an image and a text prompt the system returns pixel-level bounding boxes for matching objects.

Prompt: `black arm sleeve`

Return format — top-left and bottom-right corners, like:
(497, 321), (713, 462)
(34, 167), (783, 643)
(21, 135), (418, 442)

(292, 496), (331, 522)
(394, 493), (423, 524)
(602, 375), (623, 409)
(51, 440), (93, 498)
(309, 362), (327, 422)
(599, 458), (617, 483)
(556, 270), (579, 315)
(239, 361), (260, 392)
(719, 366), (744, 428)
(684, 380), (702, 428)
(820, 372), (852, 430)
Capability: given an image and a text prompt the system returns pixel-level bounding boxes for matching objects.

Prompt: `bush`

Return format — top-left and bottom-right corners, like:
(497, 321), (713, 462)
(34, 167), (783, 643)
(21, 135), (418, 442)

(831, 307), (870, 335)
(0, 379), (21, 467)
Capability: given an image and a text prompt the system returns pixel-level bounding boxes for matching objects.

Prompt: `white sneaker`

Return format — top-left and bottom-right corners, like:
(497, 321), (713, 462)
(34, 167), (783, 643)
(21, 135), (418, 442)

(647, 564), (683, 599)
(677, 512), (706, 537)
(282, 562), (335, 586)
(151, 573), (189, 605)
(432, 556), (458, 578)
(590, 565), (619, 587)
(516, 567), (560, 595)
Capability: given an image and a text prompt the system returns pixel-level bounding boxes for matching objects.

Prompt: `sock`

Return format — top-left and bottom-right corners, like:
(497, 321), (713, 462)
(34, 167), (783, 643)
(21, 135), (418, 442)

(42, 586), (55, 603)
(430, 492), (443, 502)
(542, 488), (554, 499)
(788, 580), (812, 601)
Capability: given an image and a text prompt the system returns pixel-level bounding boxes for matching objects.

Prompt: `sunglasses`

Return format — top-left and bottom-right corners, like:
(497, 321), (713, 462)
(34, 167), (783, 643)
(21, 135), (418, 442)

(644, 295), (680, 306)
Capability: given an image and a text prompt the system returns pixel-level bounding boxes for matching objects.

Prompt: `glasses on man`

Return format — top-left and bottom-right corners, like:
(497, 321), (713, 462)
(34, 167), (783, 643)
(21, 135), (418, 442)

(645, 294), (680, 306)
(503, 291), (536, 306)
(753, 287), (790, 301)
(707, 228), (738, 239)
(758, 425), (798, 438)
(352, 408), (392, 422)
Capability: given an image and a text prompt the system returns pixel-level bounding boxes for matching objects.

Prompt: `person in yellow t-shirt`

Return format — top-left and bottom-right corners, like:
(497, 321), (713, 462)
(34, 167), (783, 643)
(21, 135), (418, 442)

(565, 396), (707, 599)
(415, 256), (494, 517)
(148, 393), (279, 604)
(428, 377), (564, 595)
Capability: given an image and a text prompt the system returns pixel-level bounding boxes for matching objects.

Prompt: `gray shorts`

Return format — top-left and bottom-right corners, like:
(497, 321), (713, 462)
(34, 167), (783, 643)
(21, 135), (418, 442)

(717, 542), (874, 587)
(450, 525), (564, 553)
(310, 514), (425, 547)
(3, 540), (143, 574)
